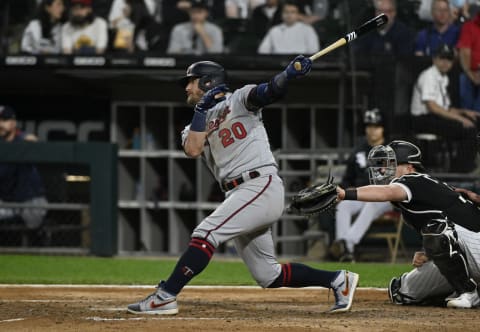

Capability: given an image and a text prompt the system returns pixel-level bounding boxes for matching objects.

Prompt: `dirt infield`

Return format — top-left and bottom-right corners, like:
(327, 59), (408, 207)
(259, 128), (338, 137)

(0, 286), (479, 332)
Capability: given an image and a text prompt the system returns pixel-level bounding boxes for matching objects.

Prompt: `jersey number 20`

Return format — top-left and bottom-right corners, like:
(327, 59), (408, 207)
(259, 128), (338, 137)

(219, 122), (247, 148)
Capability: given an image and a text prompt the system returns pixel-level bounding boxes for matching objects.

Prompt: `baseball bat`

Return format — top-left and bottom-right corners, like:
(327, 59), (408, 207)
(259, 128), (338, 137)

(294, 13), (388, 70)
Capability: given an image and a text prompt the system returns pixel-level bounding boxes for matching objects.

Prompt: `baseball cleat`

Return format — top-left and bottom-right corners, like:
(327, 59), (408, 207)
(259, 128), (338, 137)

(446, 290), (480, 309)
(127, 281), (178, 315)
(328, 270), (359, 313)
(388, 276), (403, 305)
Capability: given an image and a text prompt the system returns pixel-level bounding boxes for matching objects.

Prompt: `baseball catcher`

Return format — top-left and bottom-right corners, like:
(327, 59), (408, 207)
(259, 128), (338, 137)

(292, 140), (480, 308)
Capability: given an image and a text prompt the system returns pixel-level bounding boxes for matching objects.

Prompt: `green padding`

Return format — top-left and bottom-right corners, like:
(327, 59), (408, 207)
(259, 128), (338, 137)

(0, 142), (118, 256)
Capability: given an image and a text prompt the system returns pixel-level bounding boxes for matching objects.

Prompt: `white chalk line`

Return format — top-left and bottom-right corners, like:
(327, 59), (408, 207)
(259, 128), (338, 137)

(0, 284), (387, 292)
(0, 318), (25, 323)
(86, 316), (249, 322)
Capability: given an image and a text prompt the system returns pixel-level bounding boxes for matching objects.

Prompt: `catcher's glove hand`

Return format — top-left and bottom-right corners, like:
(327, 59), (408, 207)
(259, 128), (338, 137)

(288, 174), (338, 217)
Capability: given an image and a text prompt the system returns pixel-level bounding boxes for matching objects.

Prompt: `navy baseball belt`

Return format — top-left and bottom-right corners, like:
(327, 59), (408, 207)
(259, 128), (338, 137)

(222, 171), (260, 191)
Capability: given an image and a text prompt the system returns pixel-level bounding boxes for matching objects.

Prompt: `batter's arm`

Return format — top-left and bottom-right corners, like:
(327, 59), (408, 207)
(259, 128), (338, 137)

(337, 184), (408, 202)
(184, 131), (208, 158)
(246, 55), (312, 110)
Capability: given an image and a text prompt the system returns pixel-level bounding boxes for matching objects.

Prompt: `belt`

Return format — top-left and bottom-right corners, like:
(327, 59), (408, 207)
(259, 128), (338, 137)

(222, 171), (260, 191)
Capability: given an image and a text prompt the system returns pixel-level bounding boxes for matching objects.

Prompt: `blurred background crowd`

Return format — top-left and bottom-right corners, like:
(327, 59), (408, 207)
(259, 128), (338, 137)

(0, 0), (477, 56)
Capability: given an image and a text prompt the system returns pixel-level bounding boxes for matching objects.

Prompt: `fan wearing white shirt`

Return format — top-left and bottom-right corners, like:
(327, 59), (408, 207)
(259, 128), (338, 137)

(410, 43), (480, 172)
(257, 0), (319, 54)
(61, 0), (108, 55)
(21, 0), (65, 54)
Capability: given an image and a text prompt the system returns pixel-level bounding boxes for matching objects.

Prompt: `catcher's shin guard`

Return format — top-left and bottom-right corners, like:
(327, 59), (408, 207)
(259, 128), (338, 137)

(422, 221), (476, 294)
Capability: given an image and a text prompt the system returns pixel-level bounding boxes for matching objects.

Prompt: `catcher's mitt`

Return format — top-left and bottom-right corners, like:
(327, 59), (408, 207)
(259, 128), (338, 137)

(288, 174), (338, 217)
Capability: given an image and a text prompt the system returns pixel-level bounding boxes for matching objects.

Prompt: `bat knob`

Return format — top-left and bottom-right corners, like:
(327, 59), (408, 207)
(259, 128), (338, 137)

(214, 92), (225, 100)
(294, 62), (302, 71)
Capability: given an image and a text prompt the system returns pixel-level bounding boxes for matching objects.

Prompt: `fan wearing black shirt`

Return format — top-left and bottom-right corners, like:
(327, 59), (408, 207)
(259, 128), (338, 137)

(336, 140), (480, 309)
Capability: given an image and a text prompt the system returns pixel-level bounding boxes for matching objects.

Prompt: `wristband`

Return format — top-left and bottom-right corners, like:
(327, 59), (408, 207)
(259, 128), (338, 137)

(344, 188), (358, 200)
(190, 111), (207, 132)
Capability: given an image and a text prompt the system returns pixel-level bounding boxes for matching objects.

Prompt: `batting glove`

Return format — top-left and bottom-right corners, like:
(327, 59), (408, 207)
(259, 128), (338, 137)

(194, 84), (229, 114)
(284, 55), (312, 79)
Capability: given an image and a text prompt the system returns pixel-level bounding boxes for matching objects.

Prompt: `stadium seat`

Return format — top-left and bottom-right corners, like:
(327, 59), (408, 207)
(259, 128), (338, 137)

(366, 210), (407, 263)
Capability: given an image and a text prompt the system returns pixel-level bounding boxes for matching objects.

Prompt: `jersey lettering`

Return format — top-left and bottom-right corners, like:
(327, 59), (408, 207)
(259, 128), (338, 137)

(219, 122), (247, 148)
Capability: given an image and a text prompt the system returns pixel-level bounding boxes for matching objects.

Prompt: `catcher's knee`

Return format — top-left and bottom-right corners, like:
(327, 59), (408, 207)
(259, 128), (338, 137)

(422, 222), (475, 292)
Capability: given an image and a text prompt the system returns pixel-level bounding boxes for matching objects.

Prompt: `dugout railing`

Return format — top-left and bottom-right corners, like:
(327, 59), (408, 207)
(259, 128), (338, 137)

(0, 142), (117, 256)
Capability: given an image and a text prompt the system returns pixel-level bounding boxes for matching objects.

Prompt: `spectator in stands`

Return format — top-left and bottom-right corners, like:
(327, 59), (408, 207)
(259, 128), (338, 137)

(414, 0), (460, 56)
(450, 0), (472, 24)
(411, 43), (480, 172)
(257, 0), (319, 55)
(328, 108), (393, 262)
(167, 1), (223, 55)
(21, 0), (66, 54)
(226, 0), (265, 19)
(0, 105), (47, 230)
(417, 0), (470, 22)
(250, 0), (282, 48)
(108, 0), (155, 52)
(162, 0), (224, 33)
(61, 0), (108, 54)
(296, 0), (330, 25)
(457, 11), (480, 112)
(353, 0), (414, 56)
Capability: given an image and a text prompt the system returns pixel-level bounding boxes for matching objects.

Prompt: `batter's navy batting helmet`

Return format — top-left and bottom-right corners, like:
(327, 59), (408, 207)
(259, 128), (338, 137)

(388, 140), (425, 172)
(179, 61), (226, 92)
(363, 108), (383, 125)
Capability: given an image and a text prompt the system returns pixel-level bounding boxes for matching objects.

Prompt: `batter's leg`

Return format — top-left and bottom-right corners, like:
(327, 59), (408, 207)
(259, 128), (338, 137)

(235, 227), (359, 313)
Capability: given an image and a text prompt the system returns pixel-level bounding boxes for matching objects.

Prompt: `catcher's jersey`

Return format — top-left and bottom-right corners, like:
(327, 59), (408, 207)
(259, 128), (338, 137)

(189, 84), (277, 183)
(391, 173), (480, 233)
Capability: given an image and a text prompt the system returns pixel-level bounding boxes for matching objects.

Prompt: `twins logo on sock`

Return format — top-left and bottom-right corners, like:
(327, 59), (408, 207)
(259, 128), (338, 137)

(182, 266), (194, 277)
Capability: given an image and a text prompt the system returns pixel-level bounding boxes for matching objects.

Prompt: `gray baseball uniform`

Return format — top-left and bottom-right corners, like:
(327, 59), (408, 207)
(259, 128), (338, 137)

(182, 85), (285, 287)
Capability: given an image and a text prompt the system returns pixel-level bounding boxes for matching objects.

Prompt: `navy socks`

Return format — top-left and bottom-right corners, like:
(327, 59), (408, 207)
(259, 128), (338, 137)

(164, 238), (214, 295)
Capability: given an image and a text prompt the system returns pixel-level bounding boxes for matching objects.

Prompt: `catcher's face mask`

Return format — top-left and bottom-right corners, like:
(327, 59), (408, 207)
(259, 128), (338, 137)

(367, 145), (397, 185)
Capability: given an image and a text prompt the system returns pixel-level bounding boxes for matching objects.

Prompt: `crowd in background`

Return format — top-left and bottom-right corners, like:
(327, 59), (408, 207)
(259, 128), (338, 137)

(0, 0), (477, 56)
(1, 0), (480, 170)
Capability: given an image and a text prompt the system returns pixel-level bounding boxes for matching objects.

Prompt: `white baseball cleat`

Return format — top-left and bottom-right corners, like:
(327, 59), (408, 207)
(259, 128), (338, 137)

(127, 281), (178, 315)
(328, 270), (359, 313)
(446, 290), (480, 309)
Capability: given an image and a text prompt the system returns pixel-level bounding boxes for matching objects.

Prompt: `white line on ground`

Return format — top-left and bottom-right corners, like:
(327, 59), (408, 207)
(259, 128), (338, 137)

(86, 316), (243, 322)
(0, 284), (387, 291)
(0, 318), (25, 323)
(89, 307), (126, 311)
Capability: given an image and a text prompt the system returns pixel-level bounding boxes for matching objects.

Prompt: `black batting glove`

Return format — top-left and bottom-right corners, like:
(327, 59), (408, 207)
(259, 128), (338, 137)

(194, 84), (229, 114)
(284, 55), (312, 79)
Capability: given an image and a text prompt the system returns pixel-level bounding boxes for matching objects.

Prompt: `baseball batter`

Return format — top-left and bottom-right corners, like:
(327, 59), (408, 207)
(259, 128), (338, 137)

(336, 140), (480, 308)
(128, 55), (359, 315)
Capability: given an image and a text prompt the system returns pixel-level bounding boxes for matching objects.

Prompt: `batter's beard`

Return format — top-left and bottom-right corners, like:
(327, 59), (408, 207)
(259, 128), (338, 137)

(187, 95), (198, 105)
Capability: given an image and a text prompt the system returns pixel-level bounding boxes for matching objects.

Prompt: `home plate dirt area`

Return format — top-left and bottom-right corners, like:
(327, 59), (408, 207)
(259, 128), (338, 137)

(0, 286), (479, 331)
